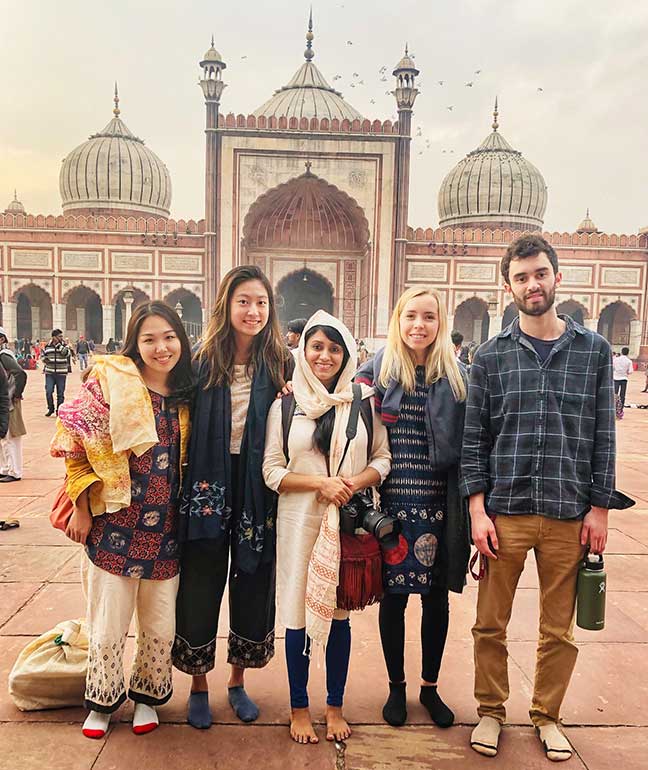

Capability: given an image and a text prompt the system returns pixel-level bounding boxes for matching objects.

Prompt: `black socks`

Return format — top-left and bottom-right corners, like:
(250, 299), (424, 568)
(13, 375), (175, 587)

(382, 682), (407, 726)
(419, 685), (454, 728)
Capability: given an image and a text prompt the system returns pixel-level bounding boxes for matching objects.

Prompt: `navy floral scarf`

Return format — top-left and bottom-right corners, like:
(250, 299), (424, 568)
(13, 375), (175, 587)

(178, 357), (279, 574)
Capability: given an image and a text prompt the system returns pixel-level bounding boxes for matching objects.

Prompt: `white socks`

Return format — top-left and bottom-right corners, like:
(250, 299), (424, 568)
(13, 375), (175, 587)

(82, 703), (159, 738)
(537, 723), (573, 762)
(470, 715), (502, 756)
(82, 710), (111, 739)
(133, 702), (159, 735)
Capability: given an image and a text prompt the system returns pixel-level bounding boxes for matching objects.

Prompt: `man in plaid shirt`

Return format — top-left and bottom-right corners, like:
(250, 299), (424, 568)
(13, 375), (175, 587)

(462, 235), (633, 762)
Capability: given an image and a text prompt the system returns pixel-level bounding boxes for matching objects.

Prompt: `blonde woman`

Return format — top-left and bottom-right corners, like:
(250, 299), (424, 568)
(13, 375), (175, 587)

(356, 287), (470, 728)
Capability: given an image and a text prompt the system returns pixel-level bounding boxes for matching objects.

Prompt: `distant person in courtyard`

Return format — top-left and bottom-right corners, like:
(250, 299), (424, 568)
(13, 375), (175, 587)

(643, 362), (648, 393)
(263, 312), (391, 744)
(451, 330), (470, 364)
(50, 301), (194, 740)
(41, 330), (71, 416)
(612, 346), (633, 408)
(106, 338), (117, 354)
(286, 318), (308, 357)
(0, 327), (27, 483)
(462, 235), (634, 762)
(357, 287), (470, 730)
(76, 336), (91, 371)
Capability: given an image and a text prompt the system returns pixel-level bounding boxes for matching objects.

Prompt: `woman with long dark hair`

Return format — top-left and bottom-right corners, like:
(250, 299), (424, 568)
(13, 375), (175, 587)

(263, 311), (390, 744)
(51, 301), (193, 739)
(173, 265), (293, 729)
(356, 287), (470, 729)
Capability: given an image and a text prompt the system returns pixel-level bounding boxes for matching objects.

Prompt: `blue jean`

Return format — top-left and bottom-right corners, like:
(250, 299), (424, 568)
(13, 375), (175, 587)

(45, 373), (67, 413)
(78, 353), (88, 370)
(285, 619), (351, 709)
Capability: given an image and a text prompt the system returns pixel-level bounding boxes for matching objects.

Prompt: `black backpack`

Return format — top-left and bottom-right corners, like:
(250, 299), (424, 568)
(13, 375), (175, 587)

(281, 383), (373, 465)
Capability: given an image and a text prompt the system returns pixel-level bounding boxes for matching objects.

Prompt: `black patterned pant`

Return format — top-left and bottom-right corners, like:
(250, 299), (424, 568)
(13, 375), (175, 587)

(172, 534), (276, 675)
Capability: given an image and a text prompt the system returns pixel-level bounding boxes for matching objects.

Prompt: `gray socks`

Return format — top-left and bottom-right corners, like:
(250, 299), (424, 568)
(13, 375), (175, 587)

(228, 686), (259, 723)
(187, 691), (212, 729)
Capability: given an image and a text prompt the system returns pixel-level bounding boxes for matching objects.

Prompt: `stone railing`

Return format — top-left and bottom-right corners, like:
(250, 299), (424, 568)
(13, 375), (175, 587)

(0, 213), (205, 234)
(406, 226), (646, 249)
(218, 113), (400, 134)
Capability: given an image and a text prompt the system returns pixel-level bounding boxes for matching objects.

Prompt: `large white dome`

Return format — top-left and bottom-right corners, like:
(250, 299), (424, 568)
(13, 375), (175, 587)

(59, 91), (172, 218)
(438, 103), (547, 231)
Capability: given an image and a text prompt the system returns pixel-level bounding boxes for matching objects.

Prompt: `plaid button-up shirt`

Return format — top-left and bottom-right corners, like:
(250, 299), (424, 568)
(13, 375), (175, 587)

(460, 316), (632, 519)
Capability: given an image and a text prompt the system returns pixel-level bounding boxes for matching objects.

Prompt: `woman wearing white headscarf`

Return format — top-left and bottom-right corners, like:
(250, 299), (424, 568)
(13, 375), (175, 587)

(263, 311), (391, 746)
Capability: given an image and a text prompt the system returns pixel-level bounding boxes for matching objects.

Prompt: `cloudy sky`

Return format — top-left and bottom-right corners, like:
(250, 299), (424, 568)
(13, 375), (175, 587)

(1, 0), (647, 233)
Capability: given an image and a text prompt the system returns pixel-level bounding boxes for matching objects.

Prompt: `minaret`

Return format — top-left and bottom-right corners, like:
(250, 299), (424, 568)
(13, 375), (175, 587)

(391, 45), (420, 304)
(199, 37), (227, 314)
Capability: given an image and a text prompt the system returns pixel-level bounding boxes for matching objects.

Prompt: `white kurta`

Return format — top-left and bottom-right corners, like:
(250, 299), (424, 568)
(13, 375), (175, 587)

(263, 397), (391, 629)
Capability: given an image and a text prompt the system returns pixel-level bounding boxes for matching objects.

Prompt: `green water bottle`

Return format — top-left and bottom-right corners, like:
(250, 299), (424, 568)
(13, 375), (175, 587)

(576, 553), (606, 631)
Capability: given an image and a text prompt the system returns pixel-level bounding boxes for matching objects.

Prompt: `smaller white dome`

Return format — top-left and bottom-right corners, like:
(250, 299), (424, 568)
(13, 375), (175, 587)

(577, 209), (598, 234)
(5, 191), (25, 214)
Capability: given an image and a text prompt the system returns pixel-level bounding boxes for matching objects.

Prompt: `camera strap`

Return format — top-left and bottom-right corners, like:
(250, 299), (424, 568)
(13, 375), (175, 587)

(335, 383), (362, 476)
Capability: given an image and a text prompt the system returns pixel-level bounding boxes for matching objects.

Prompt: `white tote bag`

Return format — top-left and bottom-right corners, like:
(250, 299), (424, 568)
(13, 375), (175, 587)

(8, 618), (88, 711)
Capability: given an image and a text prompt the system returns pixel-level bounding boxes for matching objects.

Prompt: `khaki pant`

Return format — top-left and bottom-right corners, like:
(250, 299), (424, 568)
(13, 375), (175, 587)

(472, 514), (584, 726)
(84, 557), (179, 713)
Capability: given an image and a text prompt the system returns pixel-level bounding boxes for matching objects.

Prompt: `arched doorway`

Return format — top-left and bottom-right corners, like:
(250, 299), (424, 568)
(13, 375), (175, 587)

(114, 287), (150, 341)
(276, 269), (334, 328)
(242, 167), (370, 336)
(598, 301), (635, 347)
(164, 288), (203, 342)
(502, 302), (518, 330)
(557, 300), (586, 326)
(14, 284), (53, 342)
(64, 286), (103, 343)
(453, 298), (490, 344)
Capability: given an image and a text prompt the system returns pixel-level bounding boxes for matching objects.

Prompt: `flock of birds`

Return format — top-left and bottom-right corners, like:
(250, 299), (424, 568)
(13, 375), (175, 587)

(233, 24), (546, 160)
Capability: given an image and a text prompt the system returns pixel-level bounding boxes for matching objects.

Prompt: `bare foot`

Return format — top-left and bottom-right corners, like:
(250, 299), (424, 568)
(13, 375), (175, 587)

(325, 705), (351, 742)
(290, 708), (319, 744)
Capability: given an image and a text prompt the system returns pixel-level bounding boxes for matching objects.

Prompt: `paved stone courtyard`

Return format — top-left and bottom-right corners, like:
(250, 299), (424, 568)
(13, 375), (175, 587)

(1, 369), (647, 770)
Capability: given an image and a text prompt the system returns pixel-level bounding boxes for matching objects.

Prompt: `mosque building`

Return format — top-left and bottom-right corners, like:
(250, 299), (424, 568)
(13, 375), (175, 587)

(1, 16), (646, 359)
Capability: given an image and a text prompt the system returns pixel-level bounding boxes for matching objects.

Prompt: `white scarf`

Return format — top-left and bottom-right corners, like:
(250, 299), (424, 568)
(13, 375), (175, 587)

(293, 311), (373, 646)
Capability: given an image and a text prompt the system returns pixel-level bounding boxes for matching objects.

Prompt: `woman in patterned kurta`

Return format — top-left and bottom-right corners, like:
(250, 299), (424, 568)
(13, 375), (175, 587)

(51, 301), (193, 740)
(356, 287), (469, 730)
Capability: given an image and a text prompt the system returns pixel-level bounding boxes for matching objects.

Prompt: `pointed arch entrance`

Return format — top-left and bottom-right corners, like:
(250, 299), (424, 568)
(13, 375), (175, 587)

(242, 168), (370, 336)
(557, 299), (587, 326)
(454, 297), (490, 344)
(163, 288), (203, 341)
(64, 285), (103, 343)
(13, 284), (53, 341)
(598, 301), (636, 347)
(276, 269), (334, 327)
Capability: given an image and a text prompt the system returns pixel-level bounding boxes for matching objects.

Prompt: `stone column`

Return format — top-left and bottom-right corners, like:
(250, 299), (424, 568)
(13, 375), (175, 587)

(32, 306), (41, 340)
(102, 305), (115, 345)
(52, 303), (65, 335)
(76, 307), (86, 338)
(629, 319), (642, 358)
(584, 318), (598, 333)
(488, 314), (503, 338)
(123, 294), (134, 334)
(1, 302), (17, 342)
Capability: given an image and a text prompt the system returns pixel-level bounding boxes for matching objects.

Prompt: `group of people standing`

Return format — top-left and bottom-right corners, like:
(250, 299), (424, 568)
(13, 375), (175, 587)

(49, 234), (632, 762)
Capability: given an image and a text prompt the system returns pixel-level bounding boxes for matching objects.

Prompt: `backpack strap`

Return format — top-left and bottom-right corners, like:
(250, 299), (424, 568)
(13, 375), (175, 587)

(281, 393), (297, 463)
(358, 394), (373, 465)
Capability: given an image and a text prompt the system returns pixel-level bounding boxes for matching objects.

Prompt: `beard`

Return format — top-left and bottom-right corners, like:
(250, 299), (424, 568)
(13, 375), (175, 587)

(513, 284), (556, 317)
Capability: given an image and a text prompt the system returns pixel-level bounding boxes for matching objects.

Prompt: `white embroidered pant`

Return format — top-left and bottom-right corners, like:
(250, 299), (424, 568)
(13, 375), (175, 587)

(0, 435), (22, 478)
(84, 556), (179, 713)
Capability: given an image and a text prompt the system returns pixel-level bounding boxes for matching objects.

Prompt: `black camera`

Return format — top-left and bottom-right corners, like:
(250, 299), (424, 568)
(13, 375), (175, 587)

(339, 491), (400, 544)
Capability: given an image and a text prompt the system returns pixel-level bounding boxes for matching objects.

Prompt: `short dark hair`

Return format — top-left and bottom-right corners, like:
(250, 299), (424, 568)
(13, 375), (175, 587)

(501, 235), (559, 284)
(621, 347), (630, 356)
(287, 318), (308, 336)
(51, 328), (63, 337)
(451, 330), (464, 346)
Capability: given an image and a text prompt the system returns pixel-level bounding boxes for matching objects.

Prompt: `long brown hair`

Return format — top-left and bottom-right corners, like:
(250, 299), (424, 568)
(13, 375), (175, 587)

(198, 265), (290, 389)
(120, 301), (194, 402)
